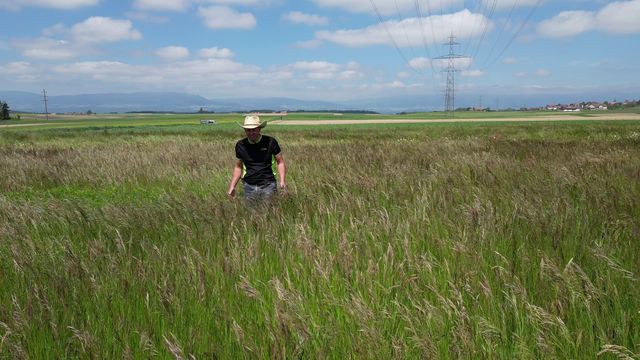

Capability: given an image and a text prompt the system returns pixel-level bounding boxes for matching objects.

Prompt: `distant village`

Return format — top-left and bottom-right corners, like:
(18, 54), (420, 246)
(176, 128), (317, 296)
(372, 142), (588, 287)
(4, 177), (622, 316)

(469, 99), (638, 112)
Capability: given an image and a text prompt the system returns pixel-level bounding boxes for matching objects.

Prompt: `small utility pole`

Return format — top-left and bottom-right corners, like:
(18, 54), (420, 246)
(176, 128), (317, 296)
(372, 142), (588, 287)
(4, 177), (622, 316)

(479, 95), (482, 109)
(42, 89), (49, 121)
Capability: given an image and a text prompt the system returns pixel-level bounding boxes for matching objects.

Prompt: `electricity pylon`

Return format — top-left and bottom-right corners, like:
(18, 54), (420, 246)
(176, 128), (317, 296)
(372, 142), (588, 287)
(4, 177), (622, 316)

(435, 33), (469, 118)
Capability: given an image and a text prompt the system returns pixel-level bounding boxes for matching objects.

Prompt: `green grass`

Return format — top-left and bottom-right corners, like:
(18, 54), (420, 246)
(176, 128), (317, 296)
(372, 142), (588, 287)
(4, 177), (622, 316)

(5, 109), (638, 132)
(1, 121), (640, 358)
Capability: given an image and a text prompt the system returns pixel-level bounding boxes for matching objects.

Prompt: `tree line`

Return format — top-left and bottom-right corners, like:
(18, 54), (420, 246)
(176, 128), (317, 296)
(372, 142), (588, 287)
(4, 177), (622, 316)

(0, 100), (11, 120)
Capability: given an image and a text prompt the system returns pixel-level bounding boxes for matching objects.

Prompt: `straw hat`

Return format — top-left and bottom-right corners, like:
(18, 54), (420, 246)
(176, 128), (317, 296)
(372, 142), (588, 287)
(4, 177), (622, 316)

(239, 115), (267, 129)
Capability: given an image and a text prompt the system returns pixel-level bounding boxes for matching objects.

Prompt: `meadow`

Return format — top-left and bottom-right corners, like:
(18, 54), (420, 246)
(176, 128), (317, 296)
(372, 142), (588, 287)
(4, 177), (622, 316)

(5, 107), (640, 131)
(1, 120), (640, 358)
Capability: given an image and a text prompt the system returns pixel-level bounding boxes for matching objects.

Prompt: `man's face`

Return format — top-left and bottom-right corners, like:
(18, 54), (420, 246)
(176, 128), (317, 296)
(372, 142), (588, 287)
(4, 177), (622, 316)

(245, 127), (261, 142)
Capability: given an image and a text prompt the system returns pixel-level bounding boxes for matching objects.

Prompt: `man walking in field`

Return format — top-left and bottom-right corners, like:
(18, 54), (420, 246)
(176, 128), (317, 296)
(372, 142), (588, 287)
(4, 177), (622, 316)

(228, 115), (286, 206)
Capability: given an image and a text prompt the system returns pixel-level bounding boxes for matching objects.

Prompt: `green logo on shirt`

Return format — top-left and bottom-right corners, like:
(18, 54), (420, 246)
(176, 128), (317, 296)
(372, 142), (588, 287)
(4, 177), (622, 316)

(261, 148), (267, 151)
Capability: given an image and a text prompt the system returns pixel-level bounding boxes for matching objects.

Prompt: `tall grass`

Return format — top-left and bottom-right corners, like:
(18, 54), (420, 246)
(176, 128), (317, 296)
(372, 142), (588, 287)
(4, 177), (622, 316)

(1, 122), (639, 358)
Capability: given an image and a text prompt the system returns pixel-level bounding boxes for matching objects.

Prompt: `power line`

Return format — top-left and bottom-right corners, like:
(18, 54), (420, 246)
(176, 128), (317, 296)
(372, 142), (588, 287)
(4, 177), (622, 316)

(394, 0), (420, 67)
(423, 0), (442, 57)
(458, 0), (467, 43)
(471, 0), (499, 61)
(462, 0), (485, 55)
(414, 0), (440, 96)
(458, 0), (491, 96)
(42, 89), (49, 121)
(482, 0), (543, 70)
(369, 0), (422, 74)
(439, 0), (446, 43)
(480, 0), (520, 70)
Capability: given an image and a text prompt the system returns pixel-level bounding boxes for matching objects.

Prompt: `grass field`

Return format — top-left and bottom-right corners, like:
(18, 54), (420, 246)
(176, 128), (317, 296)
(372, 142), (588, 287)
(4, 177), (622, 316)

(1, 121), (640, 358)
(3, 108), (640, 131)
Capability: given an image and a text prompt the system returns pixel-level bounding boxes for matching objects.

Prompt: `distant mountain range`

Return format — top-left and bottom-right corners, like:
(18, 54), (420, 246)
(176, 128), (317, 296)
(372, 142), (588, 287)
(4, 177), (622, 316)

(1, 90), (627, 114)
(0, 91), (443, 114)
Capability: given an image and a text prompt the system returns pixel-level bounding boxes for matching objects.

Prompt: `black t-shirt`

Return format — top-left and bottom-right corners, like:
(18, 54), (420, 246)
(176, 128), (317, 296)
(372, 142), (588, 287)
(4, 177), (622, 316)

(235, 135), (282, 185)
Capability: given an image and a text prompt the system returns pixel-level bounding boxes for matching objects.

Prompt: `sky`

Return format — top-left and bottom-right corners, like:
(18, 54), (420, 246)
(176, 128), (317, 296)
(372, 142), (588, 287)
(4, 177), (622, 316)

(1, 0), (640, 107)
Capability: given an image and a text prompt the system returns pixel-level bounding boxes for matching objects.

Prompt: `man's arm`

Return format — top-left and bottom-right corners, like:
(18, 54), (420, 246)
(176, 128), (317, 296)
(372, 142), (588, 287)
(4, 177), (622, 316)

(274, 153), (286, 188)
(228, 159), (243, 197)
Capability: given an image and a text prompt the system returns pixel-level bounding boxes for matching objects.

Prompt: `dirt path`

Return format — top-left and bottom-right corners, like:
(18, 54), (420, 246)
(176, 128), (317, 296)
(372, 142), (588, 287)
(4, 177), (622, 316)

(271, 113), (640, 125)
(0, 123), (64, 128)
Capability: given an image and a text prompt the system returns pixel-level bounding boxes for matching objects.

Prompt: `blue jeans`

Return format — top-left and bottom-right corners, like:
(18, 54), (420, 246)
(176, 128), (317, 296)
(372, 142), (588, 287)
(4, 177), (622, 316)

(243, 181), (277, 207)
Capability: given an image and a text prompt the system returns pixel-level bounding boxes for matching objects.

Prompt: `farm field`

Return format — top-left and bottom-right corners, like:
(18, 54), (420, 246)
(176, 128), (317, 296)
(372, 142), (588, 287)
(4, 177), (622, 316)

(1, 121), (640, 358)
(2, 109), (640, 131)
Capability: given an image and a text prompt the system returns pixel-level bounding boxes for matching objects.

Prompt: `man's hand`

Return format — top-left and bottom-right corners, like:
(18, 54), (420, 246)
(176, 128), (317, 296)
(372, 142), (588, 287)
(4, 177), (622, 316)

(227, 187), (236, 198)
(280, 181), (287, 189)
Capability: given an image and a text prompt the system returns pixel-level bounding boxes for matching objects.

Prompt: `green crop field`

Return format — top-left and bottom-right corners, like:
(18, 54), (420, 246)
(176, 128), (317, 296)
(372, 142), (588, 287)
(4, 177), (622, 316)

(5, 109), (640, 131)
(1, 121), (640, 358)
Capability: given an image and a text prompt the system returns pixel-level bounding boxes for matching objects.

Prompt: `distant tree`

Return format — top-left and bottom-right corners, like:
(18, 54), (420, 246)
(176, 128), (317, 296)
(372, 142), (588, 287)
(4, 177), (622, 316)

(485, 107), (491, 112)
(466, 107), (472, 111)
(199, 107), (203, 114)
(1, 101), (10, 120)
(604, 101), (609, 105)
(87, 110), (93, 115)
(16, 114), (21, 120)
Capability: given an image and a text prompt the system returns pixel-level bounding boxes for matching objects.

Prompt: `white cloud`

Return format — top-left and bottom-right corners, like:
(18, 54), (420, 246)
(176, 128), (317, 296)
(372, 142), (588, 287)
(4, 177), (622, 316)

(596, 0), (640, 35)
(337, 70), (365, 80)
(0, 62), (34, 73)
(14, 17), (141, 61)
(538, 0), (640, 38)
(198, 6), (257, 30)
(538, 11), (595, 38)
(316, 10), (490, 47)
(133, 0), (273, 11)
(308, 72), (334, 79)
(133, 0), (190, 11)
(0, 0), (99, 10)
(534, 69), (550, 77)
(408, 56), (473, 69)
(397, 72), (411, 78)
(502, 58), (519, 64)
(512, 69), (550, 78)
(50, 59), (262, 84)
(281, 11), (328, 26)
(287, 61), (342, 72)
(44, 17), (143, 44)
(386, 80), (405, 88)
(52, 61), (141, 75)
(261, 71), (293, 80)
(407, 57), (432, 69)
(42, 24), (66, 37)
(11, 38), (89, 60)
(197, 46), (235, 59)
(72, 17), (143, 44)
(125, 12), (170, 24)
(461, 70), (485, 77)
(346, 61), (360, 70)
(156, 46), (190, 60)
(289, 40), (323, 49)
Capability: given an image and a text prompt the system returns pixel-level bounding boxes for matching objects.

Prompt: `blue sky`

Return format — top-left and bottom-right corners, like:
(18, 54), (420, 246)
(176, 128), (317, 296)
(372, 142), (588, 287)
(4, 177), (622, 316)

(1, 0), (639, 106)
